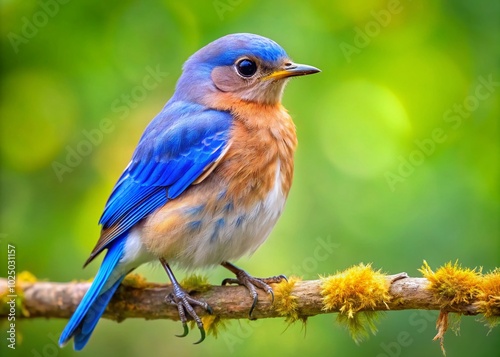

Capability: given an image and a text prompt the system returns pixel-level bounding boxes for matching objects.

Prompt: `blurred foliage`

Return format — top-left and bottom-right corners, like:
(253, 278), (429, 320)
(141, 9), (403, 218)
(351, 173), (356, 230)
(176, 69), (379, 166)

(1, 0), (499, 356)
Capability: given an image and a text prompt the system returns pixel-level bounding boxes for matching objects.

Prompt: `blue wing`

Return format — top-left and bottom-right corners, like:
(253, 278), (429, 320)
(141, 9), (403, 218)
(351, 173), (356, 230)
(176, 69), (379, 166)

(85, 101), (233, 265)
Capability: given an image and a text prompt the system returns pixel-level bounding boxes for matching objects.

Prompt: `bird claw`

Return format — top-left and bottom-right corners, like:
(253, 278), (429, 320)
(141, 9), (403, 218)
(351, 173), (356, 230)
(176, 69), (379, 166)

(165, 289), (211, 344)
(194, 326), (206, 345)
(221, 263), (286, 319)
(160, 259), (212, 344)
(176, 322), (189, 338)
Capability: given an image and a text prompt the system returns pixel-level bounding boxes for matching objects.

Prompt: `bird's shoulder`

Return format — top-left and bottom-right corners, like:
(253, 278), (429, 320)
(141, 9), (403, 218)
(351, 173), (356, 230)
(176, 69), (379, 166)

(87, 101), (234, 265)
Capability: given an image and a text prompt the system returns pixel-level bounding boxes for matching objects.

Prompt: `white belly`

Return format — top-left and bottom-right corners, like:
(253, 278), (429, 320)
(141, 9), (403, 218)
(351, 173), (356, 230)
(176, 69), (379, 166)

(122, 161), (288, 270)
(177, 160), (286, 268)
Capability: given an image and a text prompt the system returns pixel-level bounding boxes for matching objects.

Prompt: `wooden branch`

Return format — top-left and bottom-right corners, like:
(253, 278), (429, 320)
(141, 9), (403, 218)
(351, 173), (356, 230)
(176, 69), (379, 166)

(0, 274), (491, 322)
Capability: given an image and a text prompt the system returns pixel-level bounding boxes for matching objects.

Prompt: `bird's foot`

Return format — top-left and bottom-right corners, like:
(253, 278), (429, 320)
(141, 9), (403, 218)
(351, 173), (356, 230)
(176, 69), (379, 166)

(221, 261), (286, 319)
(165, 288), (213, 344)
(160, 258), (212, 344)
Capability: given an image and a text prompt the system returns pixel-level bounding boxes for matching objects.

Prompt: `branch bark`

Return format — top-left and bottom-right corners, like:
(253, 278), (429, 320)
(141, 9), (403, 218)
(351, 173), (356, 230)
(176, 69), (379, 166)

(0, 274), (488, 322)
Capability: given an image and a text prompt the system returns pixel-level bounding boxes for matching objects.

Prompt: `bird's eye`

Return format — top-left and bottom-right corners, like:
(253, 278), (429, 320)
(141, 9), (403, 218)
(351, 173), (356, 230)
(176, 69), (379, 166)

(236, 59), (257, 77)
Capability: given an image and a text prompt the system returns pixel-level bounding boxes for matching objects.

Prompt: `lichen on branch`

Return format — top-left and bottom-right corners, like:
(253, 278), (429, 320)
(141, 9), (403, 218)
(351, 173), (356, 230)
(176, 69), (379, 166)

(1, 261), (498, 355)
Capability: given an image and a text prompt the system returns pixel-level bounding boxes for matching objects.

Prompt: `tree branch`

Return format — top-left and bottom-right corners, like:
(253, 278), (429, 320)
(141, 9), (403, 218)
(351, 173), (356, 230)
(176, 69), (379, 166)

(0, 274), (492, 322)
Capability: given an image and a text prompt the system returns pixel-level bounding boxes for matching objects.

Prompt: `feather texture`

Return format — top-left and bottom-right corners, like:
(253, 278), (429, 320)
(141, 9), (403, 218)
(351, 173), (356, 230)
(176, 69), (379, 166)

(60, 32), (318, 350)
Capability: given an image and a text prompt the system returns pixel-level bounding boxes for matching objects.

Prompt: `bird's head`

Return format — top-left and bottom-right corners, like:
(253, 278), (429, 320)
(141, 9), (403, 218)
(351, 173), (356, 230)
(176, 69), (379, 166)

(173, 33), (320, 106)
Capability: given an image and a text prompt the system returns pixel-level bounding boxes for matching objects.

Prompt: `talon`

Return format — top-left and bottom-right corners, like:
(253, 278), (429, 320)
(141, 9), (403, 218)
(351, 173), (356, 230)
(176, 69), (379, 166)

(221, 262), (284, 320)
(165, 293), (175, 305)
(176, 322), (189, 338)
(194, 326), (206, 345)
(269, 289), (275, 304)
(160, 259), (210, 344)
(221, 278), (233, 286)
(249, 294), (258, 320)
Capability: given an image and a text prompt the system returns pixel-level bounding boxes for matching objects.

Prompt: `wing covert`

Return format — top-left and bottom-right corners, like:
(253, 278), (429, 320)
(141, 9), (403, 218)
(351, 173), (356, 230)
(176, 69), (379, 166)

(85, 102), (233, 265)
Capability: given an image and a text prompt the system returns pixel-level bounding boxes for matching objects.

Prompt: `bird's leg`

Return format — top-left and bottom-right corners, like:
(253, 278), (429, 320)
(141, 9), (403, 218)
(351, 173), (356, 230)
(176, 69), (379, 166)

(160, 258), (212, 344)
(221, 261), (286, 319)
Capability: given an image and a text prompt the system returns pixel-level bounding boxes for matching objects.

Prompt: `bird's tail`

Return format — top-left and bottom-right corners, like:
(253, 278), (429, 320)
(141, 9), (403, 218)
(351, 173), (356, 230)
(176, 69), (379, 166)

(59, 239), (128, 350)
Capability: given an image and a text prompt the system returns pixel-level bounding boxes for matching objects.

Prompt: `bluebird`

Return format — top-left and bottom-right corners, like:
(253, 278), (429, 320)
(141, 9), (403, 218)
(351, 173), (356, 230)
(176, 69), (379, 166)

(59, 33), (319, 350)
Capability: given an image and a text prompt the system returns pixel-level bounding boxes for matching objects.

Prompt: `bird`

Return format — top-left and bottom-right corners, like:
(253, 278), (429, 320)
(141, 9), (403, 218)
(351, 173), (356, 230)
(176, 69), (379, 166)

(59, 32), (320, 350)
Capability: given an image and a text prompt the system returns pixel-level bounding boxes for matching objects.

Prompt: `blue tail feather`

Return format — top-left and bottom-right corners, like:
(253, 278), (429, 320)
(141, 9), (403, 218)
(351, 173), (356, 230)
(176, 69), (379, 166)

(60, 238), (126, 350)
(74, 277), (124, 349)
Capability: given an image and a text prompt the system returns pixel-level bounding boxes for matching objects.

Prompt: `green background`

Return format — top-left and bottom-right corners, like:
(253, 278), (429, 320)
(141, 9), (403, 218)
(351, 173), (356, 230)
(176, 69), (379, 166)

(1, 0), (499, 356)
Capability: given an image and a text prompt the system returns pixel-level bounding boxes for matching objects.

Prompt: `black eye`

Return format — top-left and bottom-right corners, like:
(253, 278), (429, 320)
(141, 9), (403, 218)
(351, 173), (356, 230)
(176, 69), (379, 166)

(236, 59), (257, 77)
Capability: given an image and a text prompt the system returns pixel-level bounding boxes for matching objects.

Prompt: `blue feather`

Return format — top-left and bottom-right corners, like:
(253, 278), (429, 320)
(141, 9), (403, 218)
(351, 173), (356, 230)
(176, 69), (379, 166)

(73, 278), (123, 350)
(185, 33), (288, 68)
(59, 238), (126, 350)
(95, 104), (232, 254)
(67, 105), (232, 347)
(60, 32), (300, 349)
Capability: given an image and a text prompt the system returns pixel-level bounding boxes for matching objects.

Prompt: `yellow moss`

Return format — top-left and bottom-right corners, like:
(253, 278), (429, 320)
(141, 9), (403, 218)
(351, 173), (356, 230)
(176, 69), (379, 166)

(18, 271), (37, 316)
(120, 273), (212, 291)
(0, 271), (36, 317)
(420, 261), (500, 352)
(433, 311), (448, 356)
(15, 291), (29, 317)
(320, 263), (390, 343)
(121, 273), (158, 288)
(0, 286), (10, 303)
(336, 311), (381, 343)
(321, 263), (390, 316)
(420, 260), (482, 307)
(201, 315), (228, 338)
(180, 274), (211, 293)
(17, 271), (37, 283)
(475, 268), (500, 328)
(1, 271), (36, 301)
(273, 276), (301, 324)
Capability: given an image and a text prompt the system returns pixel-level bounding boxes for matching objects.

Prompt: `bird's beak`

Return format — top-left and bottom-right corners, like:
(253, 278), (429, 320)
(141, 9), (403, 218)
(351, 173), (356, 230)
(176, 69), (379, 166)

(262, 62), (320, 81)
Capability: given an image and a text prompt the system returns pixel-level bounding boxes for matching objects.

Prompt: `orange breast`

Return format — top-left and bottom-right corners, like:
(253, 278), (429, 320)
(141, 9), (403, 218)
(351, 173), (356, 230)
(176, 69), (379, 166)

(207, 92), (298, 207)
(140, 93), (298, 264)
